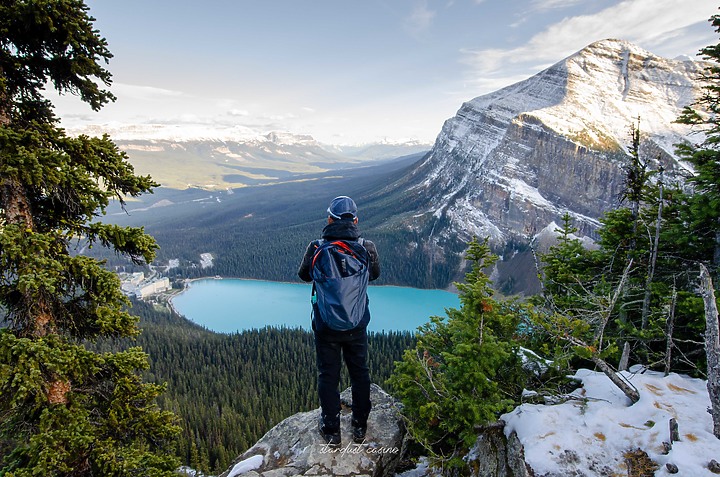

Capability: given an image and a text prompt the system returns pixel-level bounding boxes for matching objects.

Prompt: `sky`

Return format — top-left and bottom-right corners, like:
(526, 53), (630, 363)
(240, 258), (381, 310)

(49, 0), (718, 145)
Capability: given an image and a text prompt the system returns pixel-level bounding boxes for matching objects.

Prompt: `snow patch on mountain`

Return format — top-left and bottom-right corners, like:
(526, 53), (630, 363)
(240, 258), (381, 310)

(404, 39), (705, 249)
(446, 198), (505, 243)
(532, 221), (599, 253)
(506, 176), (554, 210)
(527, 40), (701, 155)
(67, 123), (265, 143)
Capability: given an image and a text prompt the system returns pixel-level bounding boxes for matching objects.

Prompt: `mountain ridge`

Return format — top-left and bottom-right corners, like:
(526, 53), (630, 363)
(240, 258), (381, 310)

(359, 38), (706, 293)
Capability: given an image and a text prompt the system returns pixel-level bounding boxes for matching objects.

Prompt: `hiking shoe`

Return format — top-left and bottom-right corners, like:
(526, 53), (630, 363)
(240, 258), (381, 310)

(352, 423), (367, 444)
(318, 421), (341, 448)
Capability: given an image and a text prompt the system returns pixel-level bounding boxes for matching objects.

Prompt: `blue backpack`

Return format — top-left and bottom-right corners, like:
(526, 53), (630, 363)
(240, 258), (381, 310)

(310, 238), (370, 331)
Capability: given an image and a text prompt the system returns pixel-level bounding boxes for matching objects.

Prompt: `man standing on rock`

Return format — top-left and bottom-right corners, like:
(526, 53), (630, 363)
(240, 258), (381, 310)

(298, 196), (381, 447)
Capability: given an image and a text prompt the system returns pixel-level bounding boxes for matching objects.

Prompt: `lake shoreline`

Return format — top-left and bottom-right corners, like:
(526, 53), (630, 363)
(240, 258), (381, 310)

(178, 275), (460, 292)
(169, 275), (459, 313)
(169, 277), (461, 334)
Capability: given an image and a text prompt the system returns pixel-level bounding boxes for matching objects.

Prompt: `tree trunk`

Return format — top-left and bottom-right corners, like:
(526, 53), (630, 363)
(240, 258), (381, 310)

(619, 342), (631, 372)
(642, 171), (663, 330)
(699, 263), (720, 438)
(1, 176), (34, 229)
(0, 67), (10, 127)
(714, 226), (720, 281)
(591, 355), (640, 404)
(1, 73), (68, 405)
(664, 285), (677, 376)
(0, 177), (55, 337)
(595, 259), (633, 349)
(611, 261), (634, 371)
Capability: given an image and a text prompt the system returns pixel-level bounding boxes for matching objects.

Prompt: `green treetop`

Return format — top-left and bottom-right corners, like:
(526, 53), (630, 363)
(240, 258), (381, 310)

(389, 238), (528, 471)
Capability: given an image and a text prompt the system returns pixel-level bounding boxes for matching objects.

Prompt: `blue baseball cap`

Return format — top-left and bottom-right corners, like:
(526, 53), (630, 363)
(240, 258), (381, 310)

(327, 196), (357, 219)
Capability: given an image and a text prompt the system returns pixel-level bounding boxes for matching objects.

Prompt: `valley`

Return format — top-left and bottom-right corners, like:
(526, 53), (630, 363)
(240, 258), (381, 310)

(100, 39), (706, 297)
(101, 151), (467, 291)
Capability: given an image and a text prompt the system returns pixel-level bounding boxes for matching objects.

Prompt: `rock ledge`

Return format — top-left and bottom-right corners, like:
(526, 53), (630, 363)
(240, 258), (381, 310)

(221, 384), (405, 477)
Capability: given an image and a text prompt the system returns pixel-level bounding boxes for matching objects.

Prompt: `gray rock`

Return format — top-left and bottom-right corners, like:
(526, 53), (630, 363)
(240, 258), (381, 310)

(220, 384), (405, 477)
(466, 423), (531, 477)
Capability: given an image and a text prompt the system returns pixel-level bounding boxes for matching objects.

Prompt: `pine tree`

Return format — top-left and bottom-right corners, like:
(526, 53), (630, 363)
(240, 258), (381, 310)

(389, 238), (528, 471)
(536, 213), (601, 315)
(0, 1), (179, 475)
(674, 9), (720, 435)
(621, 118), (649, 254)
(675, 12), (720, 276)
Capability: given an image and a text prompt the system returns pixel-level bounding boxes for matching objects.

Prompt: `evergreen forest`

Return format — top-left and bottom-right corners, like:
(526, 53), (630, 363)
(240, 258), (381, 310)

(111, 300), (416, 473)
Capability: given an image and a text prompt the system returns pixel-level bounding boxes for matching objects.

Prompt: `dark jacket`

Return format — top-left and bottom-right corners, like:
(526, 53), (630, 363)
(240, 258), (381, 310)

(298, 219), (380, 336)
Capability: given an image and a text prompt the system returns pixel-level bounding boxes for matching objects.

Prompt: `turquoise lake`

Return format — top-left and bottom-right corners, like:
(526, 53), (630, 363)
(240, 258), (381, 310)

(171, 278), (461, 333)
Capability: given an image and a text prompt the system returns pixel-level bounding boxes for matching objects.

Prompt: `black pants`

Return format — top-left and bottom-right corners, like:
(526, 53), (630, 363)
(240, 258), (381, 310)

(314, 328), (371, 432)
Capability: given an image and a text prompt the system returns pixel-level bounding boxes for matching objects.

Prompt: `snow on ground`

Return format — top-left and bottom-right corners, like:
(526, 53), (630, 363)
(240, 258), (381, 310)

(200, 253), (214, 269)
(227, 454), (263, 477)
(502, 366), (720, 476)
(186, 365), (718, 477)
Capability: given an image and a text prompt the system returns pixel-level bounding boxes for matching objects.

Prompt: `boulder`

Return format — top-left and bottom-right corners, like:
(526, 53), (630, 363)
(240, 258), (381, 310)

(220, 384), (405, 477)
(466, 423), (530, 477)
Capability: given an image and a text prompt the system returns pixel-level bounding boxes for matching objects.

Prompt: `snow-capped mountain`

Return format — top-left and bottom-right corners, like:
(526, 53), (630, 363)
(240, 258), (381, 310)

(65, 124), (431, 189)
(376, 39), (706, 292)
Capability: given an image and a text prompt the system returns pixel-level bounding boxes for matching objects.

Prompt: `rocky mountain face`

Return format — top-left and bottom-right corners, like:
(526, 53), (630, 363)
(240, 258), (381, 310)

(374, 39), (705, 293)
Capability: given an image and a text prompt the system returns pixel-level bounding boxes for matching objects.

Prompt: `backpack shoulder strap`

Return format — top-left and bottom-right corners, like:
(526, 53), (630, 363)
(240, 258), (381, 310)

(310, 239), (323, 265)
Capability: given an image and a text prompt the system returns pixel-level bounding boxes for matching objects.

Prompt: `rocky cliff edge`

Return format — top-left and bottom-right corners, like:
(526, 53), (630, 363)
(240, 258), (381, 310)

(220, 384), (406, 477)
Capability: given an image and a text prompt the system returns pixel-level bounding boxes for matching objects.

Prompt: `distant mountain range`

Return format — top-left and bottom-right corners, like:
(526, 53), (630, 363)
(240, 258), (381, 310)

(102, 39), (706, 294)
(67, 123), (432, 189)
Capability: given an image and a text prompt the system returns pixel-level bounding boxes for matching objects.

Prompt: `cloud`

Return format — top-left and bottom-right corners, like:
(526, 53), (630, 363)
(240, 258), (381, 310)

(530, 0), (585, 10)
(113, 83), (186, 101)
(461, 0), (716, 94)
(528, 0), (713, 53)
(404, 2), (436, 37)
(266, 113), (298, 121)
(649, 22), (716, 59)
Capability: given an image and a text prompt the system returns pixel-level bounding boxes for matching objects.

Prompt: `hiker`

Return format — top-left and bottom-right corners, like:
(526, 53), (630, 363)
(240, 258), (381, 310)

(298, 196), (380, 447)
